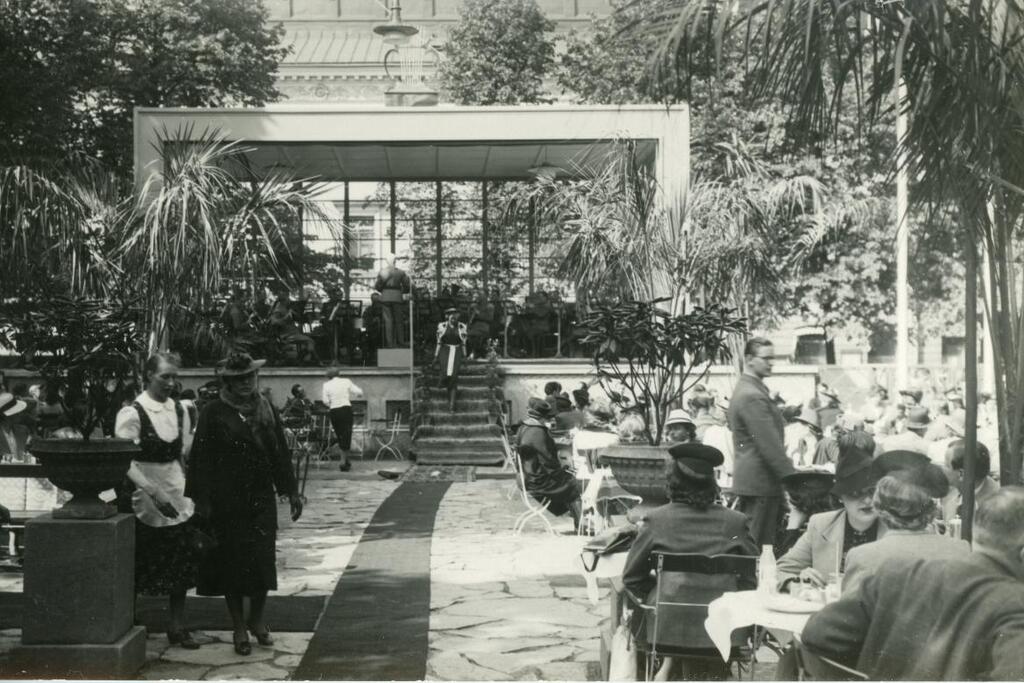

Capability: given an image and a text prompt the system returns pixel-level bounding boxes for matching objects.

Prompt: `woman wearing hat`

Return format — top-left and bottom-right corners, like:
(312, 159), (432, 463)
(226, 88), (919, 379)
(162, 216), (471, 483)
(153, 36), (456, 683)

(776, 471), (839, 557)
(516, 397), (582, 527)
(622, 443), (757, 678)
(0, 392), (30, 460)
(776, 444), (884, 592)
(114, 352), (202, 649)
(187, 353), (303, 655)
(663, 409), (697, 445)
(842, 459), (968, 595)
(434, 308), (468, 412)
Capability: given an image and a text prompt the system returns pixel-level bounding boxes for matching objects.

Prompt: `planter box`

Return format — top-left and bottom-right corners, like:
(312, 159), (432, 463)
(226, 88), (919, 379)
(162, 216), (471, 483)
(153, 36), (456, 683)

(599, 444), (670, 504)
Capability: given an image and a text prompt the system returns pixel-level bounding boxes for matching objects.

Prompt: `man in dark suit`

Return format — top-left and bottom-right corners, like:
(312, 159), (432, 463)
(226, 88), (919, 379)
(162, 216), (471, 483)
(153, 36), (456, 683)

(801, 487), (1024, 680)
(728, 337), (796, 545)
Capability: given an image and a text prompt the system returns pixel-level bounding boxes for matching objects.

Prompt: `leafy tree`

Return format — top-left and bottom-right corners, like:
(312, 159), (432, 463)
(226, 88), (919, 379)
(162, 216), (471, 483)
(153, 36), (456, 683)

(0, 0), (286, 174)
(439, 0), (555, 105)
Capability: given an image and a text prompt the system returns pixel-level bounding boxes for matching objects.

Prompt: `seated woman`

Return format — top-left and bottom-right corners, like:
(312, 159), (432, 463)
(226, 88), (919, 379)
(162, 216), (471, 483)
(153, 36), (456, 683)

(516, 398), (581, 527)
(664, 409), (697, 445)
(776, 470), (839, 558)
(776, 446), (882, 591)
(842, 459), (969, 595)
(622, 443), (757, 680)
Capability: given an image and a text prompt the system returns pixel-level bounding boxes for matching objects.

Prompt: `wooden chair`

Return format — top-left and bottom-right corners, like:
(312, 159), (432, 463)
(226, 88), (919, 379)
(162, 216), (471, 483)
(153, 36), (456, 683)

(624, 552), (758, 681)
(500, 433), (556, 536)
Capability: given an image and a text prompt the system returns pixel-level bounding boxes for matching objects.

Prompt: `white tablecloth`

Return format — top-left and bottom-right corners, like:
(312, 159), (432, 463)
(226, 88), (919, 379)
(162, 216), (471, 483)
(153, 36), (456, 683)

(704, 590), (820, 661)
(573, 430), (620, 450)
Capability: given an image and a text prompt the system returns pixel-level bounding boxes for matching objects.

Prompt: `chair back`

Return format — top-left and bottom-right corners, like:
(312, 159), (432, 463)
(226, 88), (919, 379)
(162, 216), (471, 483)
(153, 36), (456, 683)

(500, 433), (528, 494)
(648, 553), (757, 657)
(794, 637), (869, 681)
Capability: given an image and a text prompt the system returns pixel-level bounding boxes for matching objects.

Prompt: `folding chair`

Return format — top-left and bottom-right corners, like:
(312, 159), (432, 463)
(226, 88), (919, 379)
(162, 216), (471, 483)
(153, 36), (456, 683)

(624, 552), (758, 681)
(793, 635), (869, 681)
(303, 410), (333, 468)
(499, 429), (519, 500)
(500, 434), (556, 536)
(576, 468), (642, 536)
(374, 414), (402, 461)
(284, 427), (312, 501)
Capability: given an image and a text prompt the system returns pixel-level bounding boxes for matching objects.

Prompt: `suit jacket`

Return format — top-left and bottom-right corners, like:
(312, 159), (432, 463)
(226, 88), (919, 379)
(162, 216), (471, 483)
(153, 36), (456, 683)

(622, 502), (758, 649)
(728, 373), (794, 496)
(776, 510), (888, 590)
(802, 552), (1024, 680)
(843, 530), (970, 595)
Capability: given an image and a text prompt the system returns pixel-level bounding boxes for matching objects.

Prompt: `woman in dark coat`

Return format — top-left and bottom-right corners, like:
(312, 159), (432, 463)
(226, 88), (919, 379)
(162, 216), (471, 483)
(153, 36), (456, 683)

(186, 353), (303, 656)
(516, 397), (581, 525)
(622, 443), (758, 680)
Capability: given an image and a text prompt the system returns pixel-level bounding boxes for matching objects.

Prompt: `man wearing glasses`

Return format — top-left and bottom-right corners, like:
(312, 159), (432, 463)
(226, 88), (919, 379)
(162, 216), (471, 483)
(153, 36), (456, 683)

(728, 337), (796, 545)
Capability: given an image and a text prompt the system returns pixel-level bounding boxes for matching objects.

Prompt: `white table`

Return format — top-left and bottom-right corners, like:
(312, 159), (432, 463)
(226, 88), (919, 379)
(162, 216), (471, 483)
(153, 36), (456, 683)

(704, 590), (822, 661)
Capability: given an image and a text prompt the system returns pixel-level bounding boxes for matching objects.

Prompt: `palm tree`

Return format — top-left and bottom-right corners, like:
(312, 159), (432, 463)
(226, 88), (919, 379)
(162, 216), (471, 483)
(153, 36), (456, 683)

(634, 0), (1024, 507)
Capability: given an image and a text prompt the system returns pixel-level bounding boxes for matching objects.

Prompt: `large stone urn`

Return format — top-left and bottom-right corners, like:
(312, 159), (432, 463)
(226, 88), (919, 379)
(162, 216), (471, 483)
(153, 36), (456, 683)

(29, 438), (138, 519)
(599, 444), (670, 505)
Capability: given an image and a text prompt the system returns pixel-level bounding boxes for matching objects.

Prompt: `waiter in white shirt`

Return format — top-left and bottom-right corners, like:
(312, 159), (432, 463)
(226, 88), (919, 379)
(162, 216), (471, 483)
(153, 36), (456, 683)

(322, 367), (364, 458)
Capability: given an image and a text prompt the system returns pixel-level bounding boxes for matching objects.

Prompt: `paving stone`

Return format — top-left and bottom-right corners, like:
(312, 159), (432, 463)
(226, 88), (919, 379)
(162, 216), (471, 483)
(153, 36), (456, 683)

(139, 661), (211, 680)
(160, 642), (274, 666)
(505, 580), (554, 598)
(427, 652), (506, 681)
(537, 661), (594, 680)
(443, 597), (603, 627)
(206, 662), (289, 680)
(430, 635), (565, 654)
(430, 614), (500, 631)
(273, 654), (302, 668)
(262, 632), (312, 655)
(466, 645), (577, 675)
(554, 586), (597, 600)
(458, 621), (566, 639)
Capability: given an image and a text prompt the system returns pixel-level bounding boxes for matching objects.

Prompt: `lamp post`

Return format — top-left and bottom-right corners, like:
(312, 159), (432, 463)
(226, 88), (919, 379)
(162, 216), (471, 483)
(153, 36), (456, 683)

(373, 0), (418, 46)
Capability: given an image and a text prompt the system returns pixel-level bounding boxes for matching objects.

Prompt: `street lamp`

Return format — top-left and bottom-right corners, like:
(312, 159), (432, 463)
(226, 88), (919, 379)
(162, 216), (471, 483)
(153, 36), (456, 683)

(373, 0), (418, 46)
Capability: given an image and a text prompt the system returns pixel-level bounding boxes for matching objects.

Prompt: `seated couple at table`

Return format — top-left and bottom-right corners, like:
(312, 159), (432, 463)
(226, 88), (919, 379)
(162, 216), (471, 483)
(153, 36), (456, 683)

(801, 486), (1024, 680)
(621, 443), (758, 680)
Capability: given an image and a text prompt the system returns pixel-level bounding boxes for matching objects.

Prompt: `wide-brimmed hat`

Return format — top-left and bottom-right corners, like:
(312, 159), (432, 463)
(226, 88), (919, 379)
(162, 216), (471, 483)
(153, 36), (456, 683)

(665, 409), (695, 427)
(872, 449), (930, 479)
(832, 448), (878, 496)
(793, 405), (821, 430)
(0, 393), (26, 418)
(899, 387), (924, 402)
(783, 470), (836, 496)
(667, 443), (723, 480)
(905, 406), (931, 430)
(554, 393), (573, 412)
(217, 352), (266, 377)
(527, 397), (554, 420)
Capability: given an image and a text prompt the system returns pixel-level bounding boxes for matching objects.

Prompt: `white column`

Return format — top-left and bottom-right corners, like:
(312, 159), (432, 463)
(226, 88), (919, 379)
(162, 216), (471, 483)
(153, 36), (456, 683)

(895, 81), (910, 389)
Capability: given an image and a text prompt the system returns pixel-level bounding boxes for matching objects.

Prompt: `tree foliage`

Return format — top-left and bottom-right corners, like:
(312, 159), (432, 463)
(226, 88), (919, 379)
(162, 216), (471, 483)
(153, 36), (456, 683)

(439, 0), (555, 105)
(0, 0), (287, 174)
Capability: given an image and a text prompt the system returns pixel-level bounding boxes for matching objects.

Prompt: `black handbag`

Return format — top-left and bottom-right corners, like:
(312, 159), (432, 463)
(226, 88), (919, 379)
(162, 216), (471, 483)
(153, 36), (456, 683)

(580, 523), (638, 572)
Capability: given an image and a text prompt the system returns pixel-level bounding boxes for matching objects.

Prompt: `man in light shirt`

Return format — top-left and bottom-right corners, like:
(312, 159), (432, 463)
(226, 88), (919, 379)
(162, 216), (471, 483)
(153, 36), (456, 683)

(322, 368), (364, 467)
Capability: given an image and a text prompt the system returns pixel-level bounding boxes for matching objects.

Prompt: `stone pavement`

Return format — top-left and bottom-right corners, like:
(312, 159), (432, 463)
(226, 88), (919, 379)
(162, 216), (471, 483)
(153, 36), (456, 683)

(0, 463), (778, 680)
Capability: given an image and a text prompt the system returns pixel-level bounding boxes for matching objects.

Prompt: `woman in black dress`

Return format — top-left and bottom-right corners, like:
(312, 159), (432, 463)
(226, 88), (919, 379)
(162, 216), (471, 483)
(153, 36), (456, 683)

(516, 398), (582, 526)
(186, 353), (303, 655)
(434, 307), (467, 412)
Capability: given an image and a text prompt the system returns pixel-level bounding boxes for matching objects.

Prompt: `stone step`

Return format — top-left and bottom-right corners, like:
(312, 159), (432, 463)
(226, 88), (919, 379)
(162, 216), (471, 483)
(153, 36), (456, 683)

(417, 411), (491, 425)
(416, 363), (498, 378)
(418, 375), (492, 388)
(414, 436), (504, 449)
(416, 423), (501, 439)
(415, 451), (505, 466)
(423, 386), (492, 399)
(422, 398), (491, 412)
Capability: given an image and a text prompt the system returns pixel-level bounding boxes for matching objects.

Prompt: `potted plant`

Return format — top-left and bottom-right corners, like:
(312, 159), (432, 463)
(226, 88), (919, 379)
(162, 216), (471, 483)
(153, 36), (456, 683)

(579, 298), (746, 501)
(13, 291), (143, 519)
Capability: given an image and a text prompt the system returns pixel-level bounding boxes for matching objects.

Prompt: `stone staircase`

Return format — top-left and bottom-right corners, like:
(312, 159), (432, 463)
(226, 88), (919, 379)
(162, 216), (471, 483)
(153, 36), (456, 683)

(412, 362), (505, 466)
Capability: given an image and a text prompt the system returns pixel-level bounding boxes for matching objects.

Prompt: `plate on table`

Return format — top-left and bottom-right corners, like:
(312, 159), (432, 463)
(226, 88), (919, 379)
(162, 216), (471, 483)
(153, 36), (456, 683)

(763, 594), (823, 614)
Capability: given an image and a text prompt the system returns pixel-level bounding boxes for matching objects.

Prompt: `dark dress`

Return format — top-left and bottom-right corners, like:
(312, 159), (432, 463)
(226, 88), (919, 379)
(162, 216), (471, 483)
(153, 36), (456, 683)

(186, 399), (297, 597)
(516, 421), (580, 516)
(130, 402), (201, 596)
(437, 322), (466, 384)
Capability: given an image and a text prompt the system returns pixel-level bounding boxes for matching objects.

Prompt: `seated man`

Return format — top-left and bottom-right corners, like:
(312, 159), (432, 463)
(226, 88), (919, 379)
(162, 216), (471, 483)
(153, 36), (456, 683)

(942, 440), (1000, 521)
(282, 384), (313, 429)
(801, 487), (1024, 680)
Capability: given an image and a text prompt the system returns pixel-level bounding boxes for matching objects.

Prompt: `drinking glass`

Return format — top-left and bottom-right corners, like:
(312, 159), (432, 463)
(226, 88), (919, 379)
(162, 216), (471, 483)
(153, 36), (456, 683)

(824, 573), (843, 603)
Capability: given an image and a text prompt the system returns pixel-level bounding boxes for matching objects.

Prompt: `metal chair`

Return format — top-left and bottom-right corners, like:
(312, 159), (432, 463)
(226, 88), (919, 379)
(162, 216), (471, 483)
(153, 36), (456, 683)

(501, 433), (556, 536)
(624, 552), (758, 681)
(793, 635), (869, 681)
(373, 414), (402, 461)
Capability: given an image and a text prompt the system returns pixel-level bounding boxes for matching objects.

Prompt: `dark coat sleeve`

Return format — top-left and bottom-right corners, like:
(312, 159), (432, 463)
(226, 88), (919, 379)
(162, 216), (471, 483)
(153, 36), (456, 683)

(743, 393), (795, 480)
(185, 403), (213, 513)
(801, 570), (874, 667)
(270, 409), (298, 497)
(621, 519), (656, 599)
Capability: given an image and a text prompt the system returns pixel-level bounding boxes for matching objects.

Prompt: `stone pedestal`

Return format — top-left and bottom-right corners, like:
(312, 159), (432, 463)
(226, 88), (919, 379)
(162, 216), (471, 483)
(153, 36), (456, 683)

(13, 513), (145, 679)
(377, 347), (412, 367)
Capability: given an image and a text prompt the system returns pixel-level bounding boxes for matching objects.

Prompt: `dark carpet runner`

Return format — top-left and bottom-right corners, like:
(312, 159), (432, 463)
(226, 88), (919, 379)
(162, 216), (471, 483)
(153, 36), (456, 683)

(291, 480), (452, 681)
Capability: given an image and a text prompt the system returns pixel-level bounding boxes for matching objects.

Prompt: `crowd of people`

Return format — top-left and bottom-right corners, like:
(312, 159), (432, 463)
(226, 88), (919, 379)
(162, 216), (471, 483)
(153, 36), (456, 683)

(599, 336), (1016, 680)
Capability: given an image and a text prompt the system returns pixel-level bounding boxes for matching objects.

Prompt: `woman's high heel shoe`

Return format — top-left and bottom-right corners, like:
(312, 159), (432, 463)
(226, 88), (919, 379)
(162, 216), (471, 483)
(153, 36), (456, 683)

(233, 635), (252, 656)
(248, 624), (274, 647)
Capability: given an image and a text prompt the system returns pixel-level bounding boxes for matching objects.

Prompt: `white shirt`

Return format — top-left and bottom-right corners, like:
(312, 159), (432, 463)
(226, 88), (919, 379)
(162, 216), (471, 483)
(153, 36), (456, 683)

(322, 377), (363, 409)
(114, 392), (194, 528)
